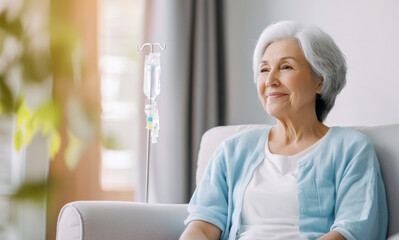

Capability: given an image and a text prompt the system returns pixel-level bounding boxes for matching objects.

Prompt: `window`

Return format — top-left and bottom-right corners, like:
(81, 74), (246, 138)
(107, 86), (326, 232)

(0, 115), (20, 240)
(0, 115), (19, 193)
(98, 0), (144, 193)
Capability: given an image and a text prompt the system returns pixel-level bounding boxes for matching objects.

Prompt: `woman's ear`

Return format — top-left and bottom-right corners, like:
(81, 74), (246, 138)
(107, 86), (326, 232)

(315, 78), (323, 94)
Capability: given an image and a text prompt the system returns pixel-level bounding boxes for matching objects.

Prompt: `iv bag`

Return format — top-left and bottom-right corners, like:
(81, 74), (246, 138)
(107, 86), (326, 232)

(143, 52), (161, 100)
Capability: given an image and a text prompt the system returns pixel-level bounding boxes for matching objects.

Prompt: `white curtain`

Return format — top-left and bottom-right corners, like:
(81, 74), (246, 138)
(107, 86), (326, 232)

(137, 0), (226, 203)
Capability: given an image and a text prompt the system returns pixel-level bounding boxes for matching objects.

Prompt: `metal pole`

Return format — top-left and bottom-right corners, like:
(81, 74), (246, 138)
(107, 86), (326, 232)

(145, 79), (153, 203)
(145, 127), (151, 203)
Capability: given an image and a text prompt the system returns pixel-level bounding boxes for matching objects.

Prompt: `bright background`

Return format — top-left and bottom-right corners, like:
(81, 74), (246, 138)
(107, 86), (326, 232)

(225, 0), (399, 127)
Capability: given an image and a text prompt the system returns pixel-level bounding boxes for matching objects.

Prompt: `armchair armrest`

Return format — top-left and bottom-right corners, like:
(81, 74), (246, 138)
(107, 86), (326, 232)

(56, 201), (188, 240)
(389, 233), (399, 240)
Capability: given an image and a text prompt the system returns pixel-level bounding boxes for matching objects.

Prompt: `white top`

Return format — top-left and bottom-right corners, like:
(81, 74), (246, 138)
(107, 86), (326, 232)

(238, 130), (330, 240)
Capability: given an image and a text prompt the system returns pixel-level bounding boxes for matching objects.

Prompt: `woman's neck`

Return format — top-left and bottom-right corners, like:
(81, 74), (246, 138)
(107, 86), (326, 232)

(268, 115), (329, 155)
(275, 120), (328, 142)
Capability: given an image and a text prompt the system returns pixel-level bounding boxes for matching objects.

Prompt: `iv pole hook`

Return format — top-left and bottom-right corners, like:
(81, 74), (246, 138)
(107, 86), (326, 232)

(136, 43), (166, 53)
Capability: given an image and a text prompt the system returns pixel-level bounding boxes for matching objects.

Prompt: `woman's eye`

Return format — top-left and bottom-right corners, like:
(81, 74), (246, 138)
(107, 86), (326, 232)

(260, 68), (269, 73)
(282, 65), (292, 70)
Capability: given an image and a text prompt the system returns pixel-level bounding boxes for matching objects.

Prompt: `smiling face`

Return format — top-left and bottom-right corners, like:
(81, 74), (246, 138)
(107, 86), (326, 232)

(257, 38), (323, 120)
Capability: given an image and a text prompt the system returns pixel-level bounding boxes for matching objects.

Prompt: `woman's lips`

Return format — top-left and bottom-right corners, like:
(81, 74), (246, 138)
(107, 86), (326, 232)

(267, 92), (288, 98)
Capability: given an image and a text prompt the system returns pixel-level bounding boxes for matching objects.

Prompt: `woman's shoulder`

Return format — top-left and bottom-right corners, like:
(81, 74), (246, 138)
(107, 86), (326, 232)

(319, 127), (379, 172)
(328, 126), (374, 149)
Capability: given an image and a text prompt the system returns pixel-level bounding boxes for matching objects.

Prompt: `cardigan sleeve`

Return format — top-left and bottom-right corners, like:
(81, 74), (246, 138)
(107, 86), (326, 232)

(184, 142), (229, 235)
(331, 137), (388, 240)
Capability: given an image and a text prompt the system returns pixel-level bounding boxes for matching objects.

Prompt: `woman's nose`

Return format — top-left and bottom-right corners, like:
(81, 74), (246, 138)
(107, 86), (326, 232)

(265, 69), (279, 87)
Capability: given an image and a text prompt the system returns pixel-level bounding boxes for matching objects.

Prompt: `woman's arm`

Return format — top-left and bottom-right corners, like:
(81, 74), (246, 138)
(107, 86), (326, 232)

(318, 231), (346, 240)
(330, 137), (388, 239)
(180, 220), (222, 240)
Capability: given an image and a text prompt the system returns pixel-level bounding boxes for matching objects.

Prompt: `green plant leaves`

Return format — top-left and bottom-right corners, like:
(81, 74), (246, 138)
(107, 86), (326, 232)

(11, 181), (48, 204)
(0, 76), (13, 113)
(0, 11), (23, 38)
(13, 95), (62, 159)
(1, 0), (91, 171)
(49, 130), (61, 159)
(14, 95), (34, 151)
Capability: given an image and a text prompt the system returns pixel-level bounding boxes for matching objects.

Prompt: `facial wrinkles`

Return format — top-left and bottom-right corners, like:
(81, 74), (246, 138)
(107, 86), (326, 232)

(259, 59), (295, 96)
(258, 40), (316, 116)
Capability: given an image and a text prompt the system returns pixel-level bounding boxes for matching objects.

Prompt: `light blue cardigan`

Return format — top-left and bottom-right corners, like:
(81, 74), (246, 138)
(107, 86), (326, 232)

(185, 126), (388, 240)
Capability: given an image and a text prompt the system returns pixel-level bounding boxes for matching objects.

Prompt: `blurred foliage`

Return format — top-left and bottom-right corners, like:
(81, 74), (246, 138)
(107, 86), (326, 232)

(11, 177), (55, 204)
(0, 77), (13, 113)
(0, 7), (52, 112)
(14, 95), (61, 158)
(103, 135), (119, 150)
(0, 0), (96, 208)
(0, 0), (86, 162)
(12, 181), (48, 203)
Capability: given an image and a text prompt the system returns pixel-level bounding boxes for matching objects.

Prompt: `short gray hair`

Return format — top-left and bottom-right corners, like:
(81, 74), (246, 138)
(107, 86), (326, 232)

(253, 21), (347, 122)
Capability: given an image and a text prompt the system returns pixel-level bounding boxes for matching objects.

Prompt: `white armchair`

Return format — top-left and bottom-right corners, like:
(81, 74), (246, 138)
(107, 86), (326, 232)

(56, 124), (399, 240)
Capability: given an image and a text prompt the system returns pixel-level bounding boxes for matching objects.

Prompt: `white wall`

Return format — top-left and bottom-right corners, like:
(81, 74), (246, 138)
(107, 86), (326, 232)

(225, 0), (399, 127)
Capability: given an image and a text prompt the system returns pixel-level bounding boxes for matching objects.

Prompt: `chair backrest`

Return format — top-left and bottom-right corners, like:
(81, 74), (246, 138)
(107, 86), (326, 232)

(196, 124), (399, 237)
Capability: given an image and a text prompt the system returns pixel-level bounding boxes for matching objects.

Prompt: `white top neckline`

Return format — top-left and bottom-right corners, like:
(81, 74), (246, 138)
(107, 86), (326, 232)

(238, 128), (331, 240)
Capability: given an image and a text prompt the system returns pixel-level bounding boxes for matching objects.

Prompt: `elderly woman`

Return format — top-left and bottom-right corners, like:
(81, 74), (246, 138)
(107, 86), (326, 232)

(180, 21), (388, 240)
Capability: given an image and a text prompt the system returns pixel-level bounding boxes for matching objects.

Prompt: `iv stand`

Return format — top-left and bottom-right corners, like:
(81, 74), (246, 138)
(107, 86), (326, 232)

(137, 43), (166, 203)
